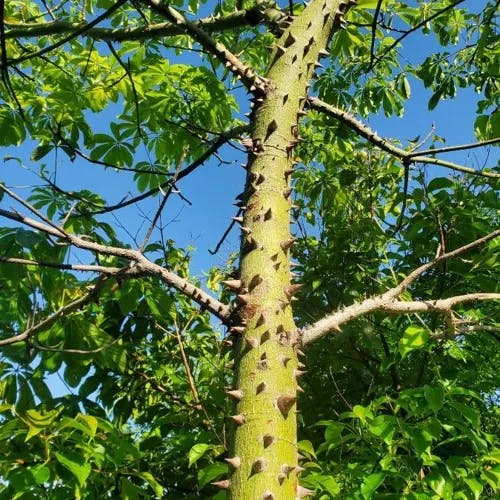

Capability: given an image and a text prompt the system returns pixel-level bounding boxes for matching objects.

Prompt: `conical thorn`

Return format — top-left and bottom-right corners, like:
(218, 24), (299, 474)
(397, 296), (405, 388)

(211, 479), (230, 489)
(263, 434), (274, 448)
(229, 326), (246, 336)
(281, 355), (292, 367)
(284, 283), (304, 299)
(276, 395), (297, 418)
(245, 337), (258, 349)
(225, 389), (244, 400)
(297, 486), (314, 497)
(225, 456), (242, 469)
(230, 414), (246, 425)
(256, 382), (267, 394)
(222, 279), (242, 290)
(251, 458), (267, 475)
(280, 237), (296, 252)
(237, 293), (250, 305)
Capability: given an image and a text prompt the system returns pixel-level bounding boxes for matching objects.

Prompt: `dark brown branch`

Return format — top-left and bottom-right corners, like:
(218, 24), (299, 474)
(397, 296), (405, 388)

(209, 208), (243, 255)
(138, 149), (186, 252)
(368, 0), (384, 70)
(77, 125), (247, 216)
(105, 40), (142, 136)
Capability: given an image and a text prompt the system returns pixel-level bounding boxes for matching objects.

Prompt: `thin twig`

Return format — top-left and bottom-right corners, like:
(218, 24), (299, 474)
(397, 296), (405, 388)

(408, 137), (500, 157)
(369, 0), (466, 70)
(209, 208), (242, 255)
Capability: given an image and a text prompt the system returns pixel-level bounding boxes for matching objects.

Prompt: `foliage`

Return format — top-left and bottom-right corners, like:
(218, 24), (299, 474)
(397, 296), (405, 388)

(0, 0), (498, 498)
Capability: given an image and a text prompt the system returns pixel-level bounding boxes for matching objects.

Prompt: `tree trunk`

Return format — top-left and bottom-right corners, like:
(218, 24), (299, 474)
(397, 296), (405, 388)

(226, 2), (353, 498)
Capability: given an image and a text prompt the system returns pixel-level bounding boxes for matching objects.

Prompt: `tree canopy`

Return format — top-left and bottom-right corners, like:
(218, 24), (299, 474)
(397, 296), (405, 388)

(0, 1), (499, 498)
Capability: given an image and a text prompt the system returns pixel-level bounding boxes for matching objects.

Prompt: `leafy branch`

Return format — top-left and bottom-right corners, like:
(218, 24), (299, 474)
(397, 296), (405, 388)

(76, 124), (248, 216)
(3, 0), (129, 66)
(0, 275), (110, 347)
(4, 4), (280, 42)
(301, 229), (500, 345)
(0, 192), (231, 322)
(144, 0), (271, 95)
(308, 97), (500, 178)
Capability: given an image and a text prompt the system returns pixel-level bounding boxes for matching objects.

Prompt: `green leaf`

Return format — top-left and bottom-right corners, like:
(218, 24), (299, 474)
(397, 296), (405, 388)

(55, 451), (91, 486)
(357, 0), (387, 8)
(401, 75), (411, 99)
(134, 471), (163, 497)
(399, 325), (430, 358)
(31, 465), (51, 484)
(197, 462), (227, 488)
(120, 477), (141, 500)
(188, 443), (211, 467)
(368, 415), (396, 444)
(298, 439), (317, 459)
(464, 477), (483, 499)
(352, 404), (373, 423)
(424, 385), (444, 411)
(361, 472), (386, 498)
(427, 471), (446, 496)
(31, 144), (53, 161)
(21, 408), (62, 441)
(483, 449), (500, 463)
(427, 177), (453, 191)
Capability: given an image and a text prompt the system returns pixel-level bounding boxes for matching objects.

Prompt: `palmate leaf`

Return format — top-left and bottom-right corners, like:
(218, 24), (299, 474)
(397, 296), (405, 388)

(0, 0), (498, 498)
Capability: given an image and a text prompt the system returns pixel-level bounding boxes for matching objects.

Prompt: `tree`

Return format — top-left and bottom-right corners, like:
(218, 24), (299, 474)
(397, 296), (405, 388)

(0, 0), (498, 498)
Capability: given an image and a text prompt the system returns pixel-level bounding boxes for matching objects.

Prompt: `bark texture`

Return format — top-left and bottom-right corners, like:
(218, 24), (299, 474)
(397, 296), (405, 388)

(225, 2), (354, 498)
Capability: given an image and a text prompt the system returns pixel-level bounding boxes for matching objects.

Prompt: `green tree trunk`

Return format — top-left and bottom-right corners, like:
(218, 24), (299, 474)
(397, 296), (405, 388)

(226, 2), (353, 498)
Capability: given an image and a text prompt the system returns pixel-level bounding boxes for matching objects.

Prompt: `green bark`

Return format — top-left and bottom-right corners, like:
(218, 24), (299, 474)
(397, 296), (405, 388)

(226, 2), (353, 498)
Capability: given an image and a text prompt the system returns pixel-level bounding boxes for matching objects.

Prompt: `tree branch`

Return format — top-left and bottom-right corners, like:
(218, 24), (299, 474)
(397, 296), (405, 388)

(0, 276), (110, 346)
(301, 230), (500, 345)
(0, 207), (232, 322)
(77, 124), (247, 216)
(407, 137), (500, 157)
(4, 0), (129, 66)
(369, 0), (466, 70)
(144, 0), (271, 95)
(307, 97), (500, 179)
(4, 5), (279, 42)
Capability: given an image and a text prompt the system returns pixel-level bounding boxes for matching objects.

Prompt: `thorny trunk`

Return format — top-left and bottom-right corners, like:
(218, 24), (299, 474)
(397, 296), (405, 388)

(220, 2), (355, 498)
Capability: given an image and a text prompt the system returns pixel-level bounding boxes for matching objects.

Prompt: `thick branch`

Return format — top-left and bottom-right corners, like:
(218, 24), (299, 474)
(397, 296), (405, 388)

(301, 230), (500, 345)
(302, 293), (500, 346)
(4, 5), (277, 42)
(308, 97), (500, 179)
(0, 207), (231, 322)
